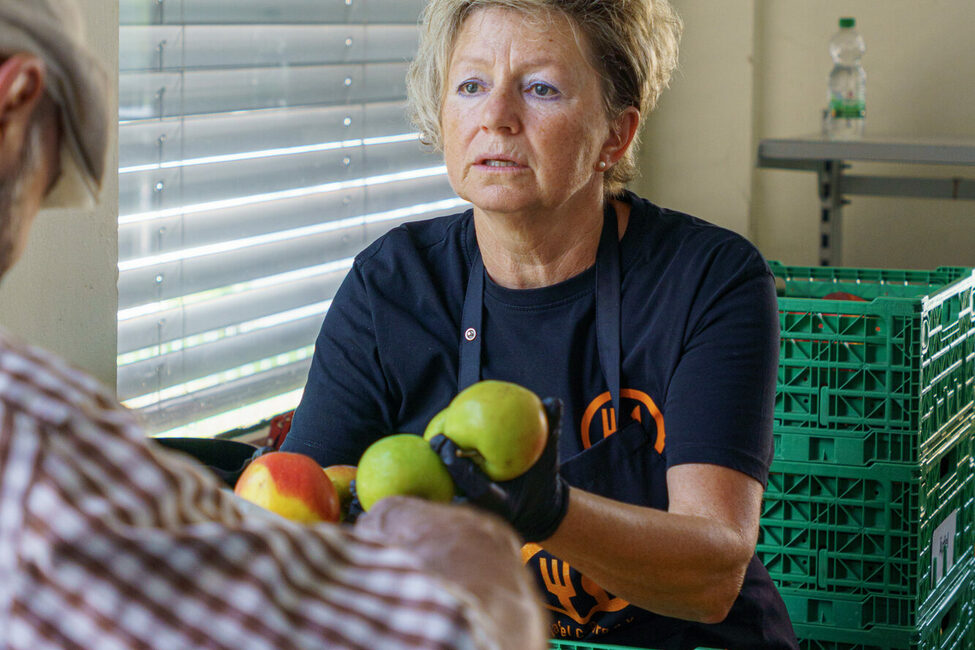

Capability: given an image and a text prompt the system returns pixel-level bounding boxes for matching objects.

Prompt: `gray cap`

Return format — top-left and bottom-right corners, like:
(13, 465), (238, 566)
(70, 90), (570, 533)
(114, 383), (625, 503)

(0, 0), (111, 208)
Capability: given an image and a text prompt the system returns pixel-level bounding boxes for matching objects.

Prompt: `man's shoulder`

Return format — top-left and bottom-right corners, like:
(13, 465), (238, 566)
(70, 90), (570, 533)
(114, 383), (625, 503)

(0, 328), (132, 429)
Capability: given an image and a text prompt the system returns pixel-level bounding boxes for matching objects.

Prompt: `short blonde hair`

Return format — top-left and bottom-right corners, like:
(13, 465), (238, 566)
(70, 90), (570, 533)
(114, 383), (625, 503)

(406, 0), (682, 197)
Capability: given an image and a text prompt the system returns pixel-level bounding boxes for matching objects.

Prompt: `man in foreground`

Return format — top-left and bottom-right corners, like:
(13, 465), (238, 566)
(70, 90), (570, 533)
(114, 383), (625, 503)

(0, 2), (547, 648)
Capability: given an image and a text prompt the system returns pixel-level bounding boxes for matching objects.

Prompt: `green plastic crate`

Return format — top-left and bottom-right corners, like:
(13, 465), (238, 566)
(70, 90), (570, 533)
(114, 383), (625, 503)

(915, 576), (972, 650)
(770, 263), (975, 465)
(758, 417), (973, 607)
(793, 638), (907, 650)
(782, 565), (972, 649)
(759, 473), (972, 609)
(549, 639), (717, 650)
(794, 641), (902, 650)
(782, 587), (917, 644)
(771, 424), (958, 468)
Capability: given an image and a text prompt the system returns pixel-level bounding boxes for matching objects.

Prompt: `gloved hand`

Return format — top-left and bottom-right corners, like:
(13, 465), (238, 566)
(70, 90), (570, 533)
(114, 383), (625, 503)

(428, 397), (569, 543)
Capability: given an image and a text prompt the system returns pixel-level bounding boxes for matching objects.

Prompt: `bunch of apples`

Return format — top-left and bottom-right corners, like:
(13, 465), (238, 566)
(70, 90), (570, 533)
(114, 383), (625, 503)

(233, 380), (547, 523)
(233, 451), (357, 524)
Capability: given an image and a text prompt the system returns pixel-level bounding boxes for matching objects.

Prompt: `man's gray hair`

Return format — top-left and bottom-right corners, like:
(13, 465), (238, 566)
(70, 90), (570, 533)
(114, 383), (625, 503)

(0, 0), (111, 207)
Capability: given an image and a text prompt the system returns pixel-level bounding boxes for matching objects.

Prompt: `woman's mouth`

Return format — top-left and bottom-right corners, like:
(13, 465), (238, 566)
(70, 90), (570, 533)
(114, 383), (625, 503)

(483, 160), (519, 167)
(475, 157), (525, 170)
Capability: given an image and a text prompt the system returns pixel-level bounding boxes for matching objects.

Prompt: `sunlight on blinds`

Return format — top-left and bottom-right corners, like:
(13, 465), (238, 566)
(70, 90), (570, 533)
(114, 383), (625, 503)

(118, 0), (463, 437)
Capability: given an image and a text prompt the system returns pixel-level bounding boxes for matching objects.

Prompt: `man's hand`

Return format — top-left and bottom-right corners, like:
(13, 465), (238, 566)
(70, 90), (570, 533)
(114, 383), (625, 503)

(354, 497), (548, 650)
(428, 397), (569, 542)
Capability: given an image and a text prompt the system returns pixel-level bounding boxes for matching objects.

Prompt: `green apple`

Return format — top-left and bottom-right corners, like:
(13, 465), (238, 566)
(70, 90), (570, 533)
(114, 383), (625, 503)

(423, 380), (548, 481)
(322, 464), (357, 522)
(355, 434), (456, 511)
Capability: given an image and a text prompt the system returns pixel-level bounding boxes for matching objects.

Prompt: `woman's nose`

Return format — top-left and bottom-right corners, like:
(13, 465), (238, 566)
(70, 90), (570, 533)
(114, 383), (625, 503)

(480, 86), (521, 134)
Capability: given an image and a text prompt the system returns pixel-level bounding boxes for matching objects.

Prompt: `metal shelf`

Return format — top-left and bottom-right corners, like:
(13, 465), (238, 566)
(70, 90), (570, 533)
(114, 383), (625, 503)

(757, 135), (975, 265)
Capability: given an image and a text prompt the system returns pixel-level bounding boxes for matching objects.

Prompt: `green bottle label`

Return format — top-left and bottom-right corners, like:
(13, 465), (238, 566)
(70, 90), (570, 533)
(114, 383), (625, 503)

(830, 98), (865, 119)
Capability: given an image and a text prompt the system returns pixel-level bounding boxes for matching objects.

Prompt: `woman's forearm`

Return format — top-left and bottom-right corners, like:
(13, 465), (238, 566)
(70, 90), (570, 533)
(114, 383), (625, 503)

(540, 487), (755, 624)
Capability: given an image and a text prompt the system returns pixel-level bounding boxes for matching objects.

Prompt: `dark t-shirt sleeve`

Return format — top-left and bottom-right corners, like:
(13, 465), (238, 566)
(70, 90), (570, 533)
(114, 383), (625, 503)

(281, 263), (390, 466)
(662, 246), (780, 487)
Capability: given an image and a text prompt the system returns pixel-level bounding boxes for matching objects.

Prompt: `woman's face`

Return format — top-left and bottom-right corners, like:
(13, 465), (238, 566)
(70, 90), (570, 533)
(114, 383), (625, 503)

(441, 7), (613, 217)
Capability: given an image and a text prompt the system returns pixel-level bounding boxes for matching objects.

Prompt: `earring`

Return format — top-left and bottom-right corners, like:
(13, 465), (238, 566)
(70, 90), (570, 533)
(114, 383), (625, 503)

(597, 160), (607, 171)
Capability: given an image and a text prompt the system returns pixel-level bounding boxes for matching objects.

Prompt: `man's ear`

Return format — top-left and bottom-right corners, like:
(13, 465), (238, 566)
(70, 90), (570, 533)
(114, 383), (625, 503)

(0, 54), (47, 172)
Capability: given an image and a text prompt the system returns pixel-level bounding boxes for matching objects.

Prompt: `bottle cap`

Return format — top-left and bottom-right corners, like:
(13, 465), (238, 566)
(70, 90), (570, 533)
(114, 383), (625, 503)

(839, 17), (856, 28)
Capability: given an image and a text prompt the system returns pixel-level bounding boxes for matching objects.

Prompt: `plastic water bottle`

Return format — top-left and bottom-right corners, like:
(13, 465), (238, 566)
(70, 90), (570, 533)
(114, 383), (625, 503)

(823, 17), (866, 139)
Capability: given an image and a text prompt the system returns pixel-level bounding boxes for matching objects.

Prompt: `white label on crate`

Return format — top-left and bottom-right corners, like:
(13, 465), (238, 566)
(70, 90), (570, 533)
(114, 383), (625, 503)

(930, 509), (958, 586)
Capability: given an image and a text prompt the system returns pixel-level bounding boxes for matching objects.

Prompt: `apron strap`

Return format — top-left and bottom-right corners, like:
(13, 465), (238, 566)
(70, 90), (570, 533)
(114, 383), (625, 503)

(458, 249), (485, 391)
(458, 204), (623, 422)
(595, 202), (623, 425)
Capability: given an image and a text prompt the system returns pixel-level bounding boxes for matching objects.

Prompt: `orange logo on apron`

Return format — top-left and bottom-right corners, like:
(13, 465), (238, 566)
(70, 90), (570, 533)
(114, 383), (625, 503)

(579, 388), (665, 451)
(522, 543), (629, 625)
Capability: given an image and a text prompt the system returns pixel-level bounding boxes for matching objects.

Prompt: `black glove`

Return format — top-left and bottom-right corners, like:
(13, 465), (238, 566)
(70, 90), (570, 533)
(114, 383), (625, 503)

(346, 480), (365, 524)
(428, 397), (569, 543)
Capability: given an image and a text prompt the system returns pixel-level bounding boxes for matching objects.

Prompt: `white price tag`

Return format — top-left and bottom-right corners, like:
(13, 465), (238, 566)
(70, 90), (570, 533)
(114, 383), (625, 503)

(930, 509), (958, 586)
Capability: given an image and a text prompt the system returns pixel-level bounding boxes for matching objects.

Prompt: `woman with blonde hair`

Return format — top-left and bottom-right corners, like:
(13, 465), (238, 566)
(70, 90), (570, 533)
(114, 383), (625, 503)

(285, 1), (798, 647)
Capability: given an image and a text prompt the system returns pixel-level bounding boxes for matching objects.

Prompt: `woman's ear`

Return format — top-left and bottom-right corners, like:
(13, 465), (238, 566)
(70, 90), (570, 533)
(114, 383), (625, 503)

(601, 106), (641, 165)
(0, 54), (47, 171)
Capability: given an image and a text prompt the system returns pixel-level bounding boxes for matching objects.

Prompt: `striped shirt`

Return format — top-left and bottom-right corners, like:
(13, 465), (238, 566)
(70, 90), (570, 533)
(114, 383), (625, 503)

(0, 329), (495, 650)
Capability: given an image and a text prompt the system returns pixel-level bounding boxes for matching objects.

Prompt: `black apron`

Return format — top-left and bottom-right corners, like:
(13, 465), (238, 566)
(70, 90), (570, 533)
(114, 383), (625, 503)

(455, 205), (796, 649)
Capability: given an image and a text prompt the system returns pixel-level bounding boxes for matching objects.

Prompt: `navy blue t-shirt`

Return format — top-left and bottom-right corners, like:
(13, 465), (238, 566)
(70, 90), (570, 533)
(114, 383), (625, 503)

(283, 192), (797, 649)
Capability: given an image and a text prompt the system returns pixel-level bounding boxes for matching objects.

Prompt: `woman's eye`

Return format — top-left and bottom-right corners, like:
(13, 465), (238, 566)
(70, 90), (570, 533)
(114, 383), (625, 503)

(460, 81), (481, 94)
(528, 83), (557, 97)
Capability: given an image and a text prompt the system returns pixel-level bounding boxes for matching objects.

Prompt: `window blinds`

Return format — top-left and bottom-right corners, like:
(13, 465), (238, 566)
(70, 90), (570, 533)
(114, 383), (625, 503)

(118, 0), (465, 437)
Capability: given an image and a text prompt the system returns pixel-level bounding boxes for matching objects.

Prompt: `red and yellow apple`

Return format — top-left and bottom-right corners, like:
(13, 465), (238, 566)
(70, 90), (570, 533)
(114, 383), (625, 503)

(234, 451), (340, 524)
(323, 464), (357, 521)
(354, 434), (455, 511)
(423, 379), (548, 481)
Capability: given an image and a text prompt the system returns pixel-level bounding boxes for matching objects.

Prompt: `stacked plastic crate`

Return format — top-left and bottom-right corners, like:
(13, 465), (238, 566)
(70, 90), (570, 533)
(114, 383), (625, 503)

(759, 263), (975, 650)
(549, 642), (722, 650)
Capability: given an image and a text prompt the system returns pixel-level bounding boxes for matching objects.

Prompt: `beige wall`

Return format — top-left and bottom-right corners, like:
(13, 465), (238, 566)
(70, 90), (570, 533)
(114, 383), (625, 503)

(634, 0), (757, 239)
(0, 0), (119, 387)
(634, 0), (975, 269)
